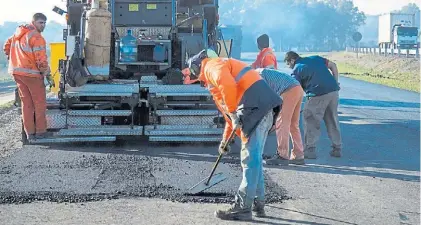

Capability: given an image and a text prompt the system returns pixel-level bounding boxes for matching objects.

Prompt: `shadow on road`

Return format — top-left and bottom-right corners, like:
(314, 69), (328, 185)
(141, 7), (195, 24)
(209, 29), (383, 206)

(254, 215), (331, 225)
(340, 98), (420, 109)
(32, 98), (420, 184)
(268, 163), (420, 182)
(266, 205), (359, 225)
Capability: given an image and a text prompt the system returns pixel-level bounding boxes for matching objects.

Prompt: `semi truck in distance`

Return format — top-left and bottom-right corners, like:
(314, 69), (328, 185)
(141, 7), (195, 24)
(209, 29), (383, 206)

(378, 13), (419, 50)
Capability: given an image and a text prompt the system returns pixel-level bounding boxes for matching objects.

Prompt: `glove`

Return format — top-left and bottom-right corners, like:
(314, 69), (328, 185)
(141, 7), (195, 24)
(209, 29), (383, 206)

(218, 140), (231, 155)
(229, 112), (241, 130)
(45, 74), (55, 88)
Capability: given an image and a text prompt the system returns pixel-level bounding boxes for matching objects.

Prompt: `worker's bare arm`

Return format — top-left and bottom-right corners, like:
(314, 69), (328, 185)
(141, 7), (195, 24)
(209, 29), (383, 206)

(327, 60), (339, 82)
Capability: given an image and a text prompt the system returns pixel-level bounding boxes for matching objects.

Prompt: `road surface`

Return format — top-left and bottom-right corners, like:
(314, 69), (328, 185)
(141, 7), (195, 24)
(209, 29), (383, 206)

(0, 81), (15, 105)
(0, 64), (419, 224)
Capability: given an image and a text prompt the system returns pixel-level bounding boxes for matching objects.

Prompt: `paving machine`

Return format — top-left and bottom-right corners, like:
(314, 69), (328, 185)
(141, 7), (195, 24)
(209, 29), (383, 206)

(26, 0), (233, 144)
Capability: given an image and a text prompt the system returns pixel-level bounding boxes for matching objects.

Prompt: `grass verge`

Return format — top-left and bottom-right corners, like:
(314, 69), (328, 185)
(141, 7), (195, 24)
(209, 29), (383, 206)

(336, 62), (420, 93)
(0, 100), (14, 109)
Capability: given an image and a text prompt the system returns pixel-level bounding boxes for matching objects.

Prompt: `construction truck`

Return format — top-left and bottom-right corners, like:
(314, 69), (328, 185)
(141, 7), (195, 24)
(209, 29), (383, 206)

(24, 0), (233, 144)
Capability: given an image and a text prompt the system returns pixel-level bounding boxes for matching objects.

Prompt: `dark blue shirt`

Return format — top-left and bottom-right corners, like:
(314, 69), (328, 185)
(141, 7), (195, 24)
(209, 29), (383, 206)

(291, 56), (339, 96)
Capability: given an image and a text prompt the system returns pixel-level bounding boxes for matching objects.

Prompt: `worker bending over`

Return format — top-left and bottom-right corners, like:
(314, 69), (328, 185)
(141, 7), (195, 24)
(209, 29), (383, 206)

(183, 49), (281, 221)
(251, 34), (277, 69)
(256, 68), (305, 166)
(284, 51), (342, 158)
(3, 13), (52, 141)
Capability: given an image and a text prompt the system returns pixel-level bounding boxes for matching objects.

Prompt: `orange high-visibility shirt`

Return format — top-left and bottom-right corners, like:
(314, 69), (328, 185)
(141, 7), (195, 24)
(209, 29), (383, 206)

(4, 24), (49, 78)
(252, 48), (278, 69)
(199, 57), (263, 142)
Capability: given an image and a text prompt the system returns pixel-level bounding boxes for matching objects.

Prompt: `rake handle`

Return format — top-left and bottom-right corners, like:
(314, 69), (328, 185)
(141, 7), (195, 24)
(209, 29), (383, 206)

(205, 125), (238, 185)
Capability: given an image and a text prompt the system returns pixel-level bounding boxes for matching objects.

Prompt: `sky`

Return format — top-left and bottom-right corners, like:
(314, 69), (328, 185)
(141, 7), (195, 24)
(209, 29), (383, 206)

(0, 0), (420, 25)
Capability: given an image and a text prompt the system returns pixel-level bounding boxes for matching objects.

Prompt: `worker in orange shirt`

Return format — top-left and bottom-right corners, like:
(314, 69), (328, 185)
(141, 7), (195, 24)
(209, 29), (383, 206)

(251, 34), (278, 69)
(3, 13), (53, 141)
(183, 49), (282, 221)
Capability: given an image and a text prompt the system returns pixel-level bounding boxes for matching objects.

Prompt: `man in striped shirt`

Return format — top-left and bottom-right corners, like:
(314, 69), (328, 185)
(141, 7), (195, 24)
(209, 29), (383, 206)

(256, 68), (305, 166)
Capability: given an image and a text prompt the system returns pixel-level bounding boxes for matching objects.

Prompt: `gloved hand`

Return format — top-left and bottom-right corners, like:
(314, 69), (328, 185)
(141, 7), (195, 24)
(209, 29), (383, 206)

(218, 140), (231, 155)
(45, 74), (54, 88)
(229, 112), (241, 130)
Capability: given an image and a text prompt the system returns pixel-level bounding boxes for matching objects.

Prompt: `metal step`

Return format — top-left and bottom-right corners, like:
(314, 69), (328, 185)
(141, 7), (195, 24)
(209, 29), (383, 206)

(65, 82), (139, 98)
(156, 110), (218, 116)
(57, 126), (143, 136)
(154, 92), (210, 97)
(66, 92), (135, 97)
(149, 136), (221, 142)
(145, 128), (223, 136)
(145, 125), (216, 130)
(67, 110), (132, 117)
(159, 115), (216, 125)
(47, 110), (101, 129)
(148, 84), (208, 95)
(149, 85), (210, 97)
(29, 136), (116, 144)
(163, 102), (215, 108)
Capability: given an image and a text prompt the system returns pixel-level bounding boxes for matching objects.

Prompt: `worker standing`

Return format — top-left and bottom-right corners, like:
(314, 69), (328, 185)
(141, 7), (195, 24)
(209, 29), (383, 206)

(3, 13), (52, 141)
(284, 51), (342, 159)
(256, 68), (305, 166)
(183, 49), (282, 221)
(251, 34), (278, 69)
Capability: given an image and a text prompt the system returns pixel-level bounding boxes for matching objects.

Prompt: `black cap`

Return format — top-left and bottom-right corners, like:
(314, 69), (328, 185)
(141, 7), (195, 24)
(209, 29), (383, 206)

(257, 34), (269, 49)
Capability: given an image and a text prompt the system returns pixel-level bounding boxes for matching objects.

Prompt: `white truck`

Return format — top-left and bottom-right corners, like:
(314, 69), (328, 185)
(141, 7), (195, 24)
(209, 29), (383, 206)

(378, 13), (419, 49)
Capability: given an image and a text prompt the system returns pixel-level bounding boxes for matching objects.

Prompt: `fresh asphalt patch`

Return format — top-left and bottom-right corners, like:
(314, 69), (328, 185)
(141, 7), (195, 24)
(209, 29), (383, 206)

(0, 144), (289, 205)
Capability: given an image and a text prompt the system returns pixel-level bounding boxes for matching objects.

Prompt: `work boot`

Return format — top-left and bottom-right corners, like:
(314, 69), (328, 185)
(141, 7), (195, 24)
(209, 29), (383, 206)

(265, 154), (289, 166)
(27, 134), (36, 142)
(289, 158), (305, 165)
(290, 152), (305, 165)
(35, 132), (54, 139)
(252, 199), (266, 217)
(304, 148), (317, 159)
(330, 148), (342, 158)
(215, 203), (252, 221)
(262, 154), (271, 160)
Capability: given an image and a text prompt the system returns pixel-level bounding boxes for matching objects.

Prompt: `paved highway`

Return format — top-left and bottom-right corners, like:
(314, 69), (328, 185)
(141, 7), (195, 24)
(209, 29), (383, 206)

(0, 57), (419, 224)
(0, 81), (15, 105)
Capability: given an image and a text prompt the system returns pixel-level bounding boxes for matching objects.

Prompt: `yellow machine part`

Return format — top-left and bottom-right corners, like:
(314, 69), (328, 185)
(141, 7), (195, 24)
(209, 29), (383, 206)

(49, 42), (66, 93)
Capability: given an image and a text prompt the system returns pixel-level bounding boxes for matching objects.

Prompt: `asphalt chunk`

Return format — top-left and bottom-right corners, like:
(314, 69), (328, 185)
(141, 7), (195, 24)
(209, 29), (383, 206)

(0, 106), (22, 158)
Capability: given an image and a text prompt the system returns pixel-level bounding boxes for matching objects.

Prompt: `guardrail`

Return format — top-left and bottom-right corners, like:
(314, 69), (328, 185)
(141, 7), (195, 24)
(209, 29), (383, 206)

(346, 47), (420, 58)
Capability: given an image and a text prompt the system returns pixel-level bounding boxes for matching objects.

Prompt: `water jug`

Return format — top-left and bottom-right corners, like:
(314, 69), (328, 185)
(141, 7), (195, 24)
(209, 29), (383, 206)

(153, 44), (167, 62)
(119, 29), (137, 62)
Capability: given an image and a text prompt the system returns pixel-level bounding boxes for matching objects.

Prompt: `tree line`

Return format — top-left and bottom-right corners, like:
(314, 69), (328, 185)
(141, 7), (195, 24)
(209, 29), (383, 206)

(219, 0), (367, 51)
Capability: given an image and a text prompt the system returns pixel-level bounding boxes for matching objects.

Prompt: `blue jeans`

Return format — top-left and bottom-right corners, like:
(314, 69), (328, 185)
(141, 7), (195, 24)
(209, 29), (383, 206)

(235, 111), (273, 208)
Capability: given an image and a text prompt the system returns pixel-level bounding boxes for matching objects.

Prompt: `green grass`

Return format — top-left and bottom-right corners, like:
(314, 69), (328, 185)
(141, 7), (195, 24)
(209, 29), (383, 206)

(0, 100), (14, 109)
(337, 62), (420, 93)
(0, 77), (13, 82)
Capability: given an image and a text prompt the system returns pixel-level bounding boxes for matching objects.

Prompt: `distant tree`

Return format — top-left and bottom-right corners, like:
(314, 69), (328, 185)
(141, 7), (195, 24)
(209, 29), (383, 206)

(219, 0), (366, 51)
(397, 3), (420, 14)
(0, 42), (6, 67)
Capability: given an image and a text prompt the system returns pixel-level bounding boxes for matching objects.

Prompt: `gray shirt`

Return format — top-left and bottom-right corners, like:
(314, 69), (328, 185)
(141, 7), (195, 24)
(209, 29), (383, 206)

(238, 79), (282, 138)
(256, 68), (300, 95)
